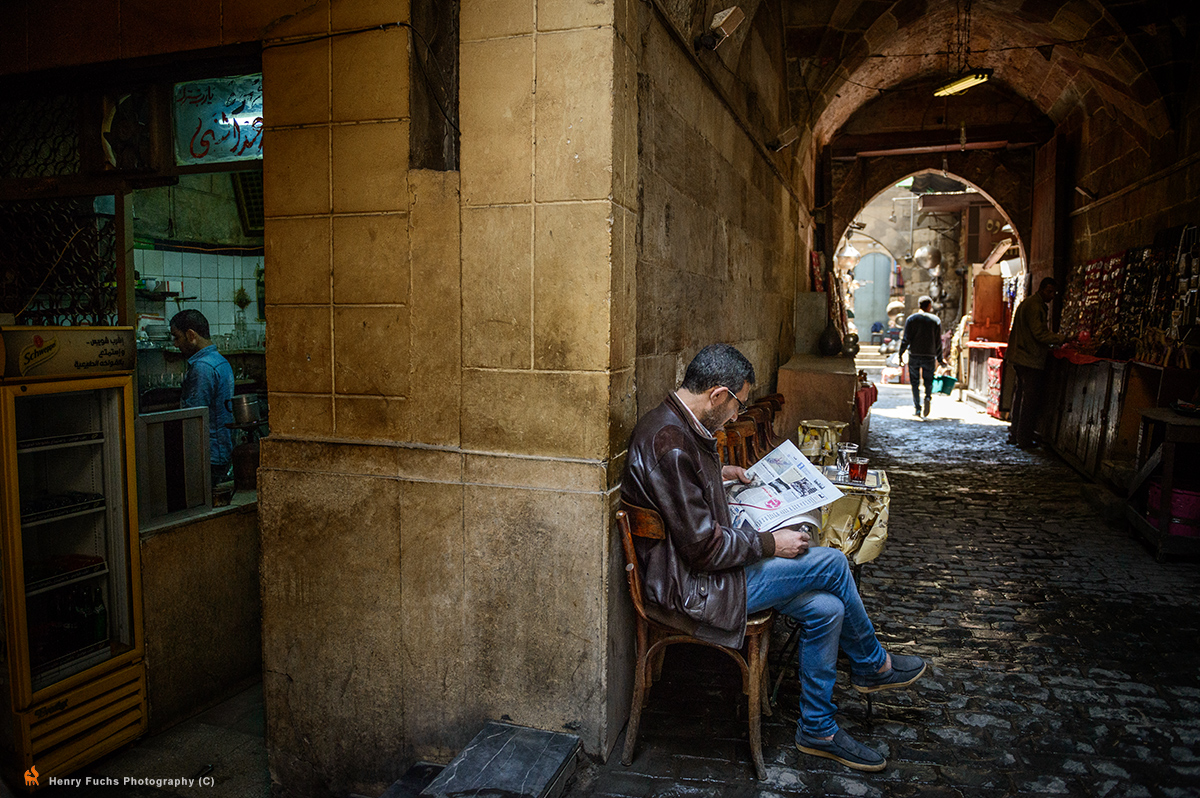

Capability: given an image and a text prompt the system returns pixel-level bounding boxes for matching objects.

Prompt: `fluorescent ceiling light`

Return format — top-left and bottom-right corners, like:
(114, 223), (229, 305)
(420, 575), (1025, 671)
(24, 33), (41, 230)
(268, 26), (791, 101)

(933, 69), (993, 97)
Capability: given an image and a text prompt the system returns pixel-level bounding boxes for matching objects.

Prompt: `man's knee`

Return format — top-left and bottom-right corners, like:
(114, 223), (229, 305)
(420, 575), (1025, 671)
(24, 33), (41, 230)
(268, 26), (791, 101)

(810, 545), (851, 573)
(806, 592), (845, 624)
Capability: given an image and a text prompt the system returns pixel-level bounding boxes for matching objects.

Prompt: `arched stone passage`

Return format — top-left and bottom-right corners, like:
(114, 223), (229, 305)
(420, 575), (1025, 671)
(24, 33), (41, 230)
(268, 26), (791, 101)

(786, 0), (1173, 149)
(830, 151), (1033, 266)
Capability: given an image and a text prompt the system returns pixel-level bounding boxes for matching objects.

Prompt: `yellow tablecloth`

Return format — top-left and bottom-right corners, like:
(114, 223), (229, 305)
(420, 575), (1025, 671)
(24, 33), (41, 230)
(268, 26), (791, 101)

(818, 467), (890, 565)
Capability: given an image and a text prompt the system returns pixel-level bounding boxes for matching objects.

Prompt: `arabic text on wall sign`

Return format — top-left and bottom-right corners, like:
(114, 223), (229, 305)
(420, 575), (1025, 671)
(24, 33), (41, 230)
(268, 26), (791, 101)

(173, 74), (264, 166)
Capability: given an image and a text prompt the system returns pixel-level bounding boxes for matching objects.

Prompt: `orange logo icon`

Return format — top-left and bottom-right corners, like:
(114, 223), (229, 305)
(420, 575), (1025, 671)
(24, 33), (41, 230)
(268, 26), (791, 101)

(24, 765), (39, 786)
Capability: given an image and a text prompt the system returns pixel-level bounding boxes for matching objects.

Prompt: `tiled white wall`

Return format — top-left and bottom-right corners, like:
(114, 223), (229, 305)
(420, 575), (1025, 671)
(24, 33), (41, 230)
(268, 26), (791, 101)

(135, 248), (266, 340)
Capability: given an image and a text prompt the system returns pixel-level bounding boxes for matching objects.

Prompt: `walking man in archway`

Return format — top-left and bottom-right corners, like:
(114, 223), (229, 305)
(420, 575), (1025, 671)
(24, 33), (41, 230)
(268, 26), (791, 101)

(899, 296), (945, 418)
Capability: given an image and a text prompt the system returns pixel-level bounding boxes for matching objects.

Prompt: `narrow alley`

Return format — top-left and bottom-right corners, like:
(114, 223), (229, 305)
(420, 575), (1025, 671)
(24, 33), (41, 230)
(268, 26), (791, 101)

(16, 383), (1200, 798)
(566, 384), (1200, 798)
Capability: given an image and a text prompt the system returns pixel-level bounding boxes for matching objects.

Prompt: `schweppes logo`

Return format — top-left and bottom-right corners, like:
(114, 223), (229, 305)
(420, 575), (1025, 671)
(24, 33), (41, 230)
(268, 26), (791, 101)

(20, 335), (58, 376)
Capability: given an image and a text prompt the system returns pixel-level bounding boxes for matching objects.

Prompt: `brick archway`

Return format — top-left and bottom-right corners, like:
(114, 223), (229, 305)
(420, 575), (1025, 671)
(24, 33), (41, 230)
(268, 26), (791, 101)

(831, 150), (1033, 267)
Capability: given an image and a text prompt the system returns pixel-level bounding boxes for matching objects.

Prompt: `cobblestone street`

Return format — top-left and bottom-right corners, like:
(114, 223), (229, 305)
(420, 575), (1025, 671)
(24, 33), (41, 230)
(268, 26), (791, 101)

(567, 383), (1200, 798)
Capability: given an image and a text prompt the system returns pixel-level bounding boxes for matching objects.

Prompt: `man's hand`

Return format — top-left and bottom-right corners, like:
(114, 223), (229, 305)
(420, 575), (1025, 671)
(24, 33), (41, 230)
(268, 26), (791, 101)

(722, 465), (752, 483)
(771, 524), (812, 558)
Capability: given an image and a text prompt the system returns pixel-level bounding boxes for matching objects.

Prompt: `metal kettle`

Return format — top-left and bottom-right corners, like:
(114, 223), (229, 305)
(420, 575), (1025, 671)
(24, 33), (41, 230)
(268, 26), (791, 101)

(225, 394), (260, 425)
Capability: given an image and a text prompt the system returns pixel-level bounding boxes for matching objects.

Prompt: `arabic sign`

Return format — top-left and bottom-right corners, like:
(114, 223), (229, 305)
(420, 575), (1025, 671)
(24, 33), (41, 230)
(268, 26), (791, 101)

(173, 74), (263, 166)
(0, 327), (135, 379)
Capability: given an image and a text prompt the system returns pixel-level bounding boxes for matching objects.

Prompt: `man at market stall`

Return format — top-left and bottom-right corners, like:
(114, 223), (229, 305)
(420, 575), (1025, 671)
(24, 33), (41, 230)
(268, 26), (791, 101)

(898, 295), (945, 418)
(1006, 277), (1067, 449)
(170, 309), (235, 486)
(621, 343), (926, 772)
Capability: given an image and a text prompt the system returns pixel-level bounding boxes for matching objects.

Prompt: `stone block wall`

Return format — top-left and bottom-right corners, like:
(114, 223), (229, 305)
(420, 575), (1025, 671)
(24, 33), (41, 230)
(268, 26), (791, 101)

(632, 3), (800, 410)
(258, 1), (639, 795)
(1066, 108), (1200, 262)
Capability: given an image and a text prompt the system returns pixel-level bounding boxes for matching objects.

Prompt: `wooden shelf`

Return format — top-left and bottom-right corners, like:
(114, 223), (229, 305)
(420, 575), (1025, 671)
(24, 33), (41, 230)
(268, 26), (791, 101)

(1126, 505), (1200, 558)
(1125, 407), (1200, 560)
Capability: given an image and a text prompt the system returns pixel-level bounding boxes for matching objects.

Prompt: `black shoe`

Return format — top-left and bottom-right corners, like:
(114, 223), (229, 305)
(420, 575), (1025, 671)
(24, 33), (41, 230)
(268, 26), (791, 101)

(796, 729), (886, 772)
(851, 653), (927, 694)
(922, 397), (931, 417)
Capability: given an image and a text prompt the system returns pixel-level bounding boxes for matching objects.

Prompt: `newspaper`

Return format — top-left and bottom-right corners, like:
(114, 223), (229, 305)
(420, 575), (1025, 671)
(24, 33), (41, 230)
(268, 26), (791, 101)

(725, 439), (844, 533)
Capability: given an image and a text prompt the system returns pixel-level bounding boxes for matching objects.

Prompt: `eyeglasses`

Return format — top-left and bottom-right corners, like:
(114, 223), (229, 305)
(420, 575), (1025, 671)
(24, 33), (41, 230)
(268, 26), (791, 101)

(721, 386), (749, 415)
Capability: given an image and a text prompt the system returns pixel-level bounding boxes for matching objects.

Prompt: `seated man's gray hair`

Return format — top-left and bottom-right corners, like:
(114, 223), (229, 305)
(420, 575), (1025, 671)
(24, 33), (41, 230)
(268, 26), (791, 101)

(681, 344), (756, 393)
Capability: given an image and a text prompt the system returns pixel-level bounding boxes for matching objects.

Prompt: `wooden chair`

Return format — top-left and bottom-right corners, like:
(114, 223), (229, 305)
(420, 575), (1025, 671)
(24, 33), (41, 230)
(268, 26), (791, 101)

(618, 502), (774, 779)
(741, 405), (784, 456)
(728, 419), (761, 465)
(754, 393), (785, 413)
(715, 426), (740, 468)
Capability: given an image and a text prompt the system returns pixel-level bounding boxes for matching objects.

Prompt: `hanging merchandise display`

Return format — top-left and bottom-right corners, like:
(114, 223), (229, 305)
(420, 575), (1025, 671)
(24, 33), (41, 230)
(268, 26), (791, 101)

(1059, 226), (1198, 368)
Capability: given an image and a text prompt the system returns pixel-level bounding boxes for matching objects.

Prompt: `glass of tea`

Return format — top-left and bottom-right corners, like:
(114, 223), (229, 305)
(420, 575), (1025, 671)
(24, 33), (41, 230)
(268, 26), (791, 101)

(835, 443), (858, 480)
(848, 456), (869, 483)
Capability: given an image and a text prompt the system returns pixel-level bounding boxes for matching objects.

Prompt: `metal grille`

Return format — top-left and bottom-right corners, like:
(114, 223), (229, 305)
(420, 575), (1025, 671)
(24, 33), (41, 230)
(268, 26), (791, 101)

(104, 91), (153, 171)
(0, 95), (81, 178)
(0, 197), (118, 326)
(231, 171), (264, 236)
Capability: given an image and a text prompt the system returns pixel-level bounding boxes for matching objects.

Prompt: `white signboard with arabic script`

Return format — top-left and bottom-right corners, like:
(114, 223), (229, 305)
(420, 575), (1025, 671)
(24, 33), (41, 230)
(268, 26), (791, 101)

(173, 74), (263, 166)
(0, 327), (135, 380)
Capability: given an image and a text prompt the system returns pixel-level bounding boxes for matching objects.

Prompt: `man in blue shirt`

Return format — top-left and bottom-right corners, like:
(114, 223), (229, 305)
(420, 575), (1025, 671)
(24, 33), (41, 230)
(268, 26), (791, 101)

(170, 309), (235, 487)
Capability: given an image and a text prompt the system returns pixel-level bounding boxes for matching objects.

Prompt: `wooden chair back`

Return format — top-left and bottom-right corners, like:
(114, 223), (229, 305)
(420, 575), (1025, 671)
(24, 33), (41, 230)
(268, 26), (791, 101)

(741, 405), (776, 456)
(618, 502), (666, 623)
(728, 419), (760, 465)
(755, 393), (784, 413)
(716, 426), (740, 467)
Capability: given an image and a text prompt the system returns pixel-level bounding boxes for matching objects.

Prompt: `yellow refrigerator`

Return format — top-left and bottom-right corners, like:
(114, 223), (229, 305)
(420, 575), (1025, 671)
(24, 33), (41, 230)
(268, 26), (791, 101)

(0, 327), (145, 790)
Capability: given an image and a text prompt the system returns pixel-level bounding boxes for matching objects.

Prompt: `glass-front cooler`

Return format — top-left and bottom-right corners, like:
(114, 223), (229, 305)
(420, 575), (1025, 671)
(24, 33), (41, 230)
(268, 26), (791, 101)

(0, 328), (145, 790)
(10, 381), (140, 693)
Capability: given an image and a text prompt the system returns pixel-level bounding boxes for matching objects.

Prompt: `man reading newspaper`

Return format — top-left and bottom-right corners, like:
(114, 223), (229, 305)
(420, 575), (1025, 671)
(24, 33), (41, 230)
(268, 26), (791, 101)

(621, 343), (927, 772)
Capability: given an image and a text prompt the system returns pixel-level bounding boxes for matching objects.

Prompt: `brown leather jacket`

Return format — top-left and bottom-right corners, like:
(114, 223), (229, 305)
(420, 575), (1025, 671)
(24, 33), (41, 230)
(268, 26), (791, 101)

(621, 393), (775, 648)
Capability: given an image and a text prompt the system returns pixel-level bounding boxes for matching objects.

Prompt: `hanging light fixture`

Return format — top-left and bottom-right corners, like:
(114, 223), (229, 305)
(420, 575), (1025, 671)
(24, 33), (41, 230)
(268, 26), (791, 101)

(934, 69), (993, 96)
(934, 0), (991, 96)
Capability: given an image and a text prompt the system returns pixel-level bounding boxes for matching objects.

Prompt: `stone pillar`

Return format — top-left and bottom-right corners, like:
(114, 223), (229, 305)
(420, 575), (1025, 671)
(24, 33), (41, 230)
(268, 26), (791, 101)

(458, 0), (637, 757)
(259, 1), (636, 795)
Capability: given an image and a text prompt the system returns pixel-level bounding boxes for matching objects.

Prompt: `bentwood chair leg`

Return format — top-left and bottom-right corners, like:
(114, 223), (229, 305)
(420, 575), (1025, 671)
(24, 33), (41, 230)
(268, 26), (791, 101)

(623, 631), (649, 766)
(747, 635), (767, 780)
(770, 622), (802, 707)
(651, 646), (666, 682)
(758, 631), (772, 717)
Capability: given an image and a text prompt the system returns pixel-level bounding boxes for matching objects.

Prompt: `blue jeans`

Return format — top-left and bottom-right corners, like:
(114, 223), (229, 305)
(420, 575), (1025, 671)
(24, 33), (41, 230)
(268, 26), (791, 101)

(908, 355), (936, 411)
(745, 547), (887, 737)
